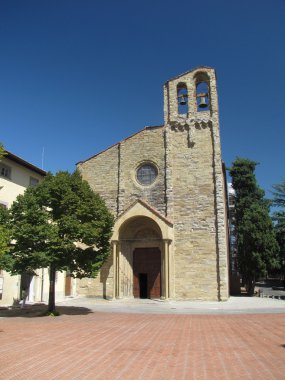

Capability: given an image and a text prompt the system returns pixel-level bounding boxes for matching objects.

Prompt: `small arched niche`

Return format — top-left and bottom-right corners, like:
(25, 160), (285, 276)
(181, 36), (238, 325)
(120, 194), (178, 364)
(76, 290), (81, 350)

(195, 72), (210, 112)
(177, 82), (188, 115)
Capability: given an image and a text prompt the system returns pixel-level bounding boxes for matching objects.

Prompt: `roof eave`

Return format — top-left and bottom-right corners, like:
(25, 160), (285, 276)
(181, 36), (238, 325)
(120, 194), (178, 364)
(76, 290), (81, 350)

(4, 151), (47, 176)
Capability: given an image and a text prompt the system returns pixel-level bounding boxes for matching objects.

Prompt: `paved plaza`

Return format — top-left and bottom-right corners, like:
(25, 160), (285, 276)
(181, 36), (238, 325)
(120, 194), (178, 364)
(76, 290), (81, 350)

(0, 297), (285, 379)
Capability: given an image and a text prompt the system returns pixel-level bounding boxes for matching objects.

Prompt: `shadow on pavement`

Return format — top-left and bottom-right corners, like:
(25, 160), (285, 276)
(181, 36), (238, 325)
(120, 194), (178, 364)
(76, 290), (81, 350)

(0, 304), (94, 318)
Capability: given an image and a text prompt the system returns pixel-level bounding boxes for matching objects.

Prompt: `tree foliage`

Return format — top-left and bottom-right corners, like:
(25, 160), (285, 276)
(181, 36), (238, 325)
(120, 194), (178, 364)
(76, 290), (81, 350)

(272, 180), (285, 209)
(0, 207), (12, 267)
(274, 213), (285, 265)
(0, 143), (11, 268)
(272, 180), (285, 284)
(0, 171), (114, 312)
(229, 158), (279, 295)
(0, 143), (7, 160)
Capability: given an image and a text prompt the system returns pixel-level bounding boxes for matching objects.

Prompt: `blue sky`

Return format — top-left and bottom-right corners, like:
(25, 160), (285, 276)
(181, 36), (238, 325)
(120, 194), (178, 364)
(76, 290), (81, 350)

(0, 0), (284, 197)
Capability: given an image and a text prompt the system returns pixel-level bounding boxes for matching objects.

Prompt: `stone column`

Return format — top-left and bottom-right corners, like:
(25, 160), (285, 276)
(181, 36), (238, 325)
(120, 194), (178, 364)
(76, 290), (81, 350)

(117, 243), (121, 298)
(112, 241), (118, 299)
(164, 240), (169, 299)
(168, 240), (172, 298)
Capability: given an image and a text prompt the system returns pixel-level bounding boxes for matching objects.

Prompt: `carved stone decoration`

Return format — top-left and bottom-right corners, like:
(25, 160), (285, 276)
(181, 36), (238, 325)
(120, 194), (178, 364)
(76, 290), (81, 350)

(169, 120), (190, 131)
(194, 119), (213, 130)
(169, 118), (213, 148)
(170, 118), (212, 131)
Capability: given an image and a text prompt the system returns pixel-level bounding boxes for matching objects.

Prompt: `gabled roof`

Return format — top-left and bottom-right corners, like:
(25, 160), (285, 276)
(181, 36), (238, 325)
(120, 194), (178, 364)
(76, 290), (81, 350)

(77, 125), (164, 165)
(164, 66), (216, 85)
(111, 198), (173, 241)
(118, 198), (173, 227)
(4, 151), (46, 176)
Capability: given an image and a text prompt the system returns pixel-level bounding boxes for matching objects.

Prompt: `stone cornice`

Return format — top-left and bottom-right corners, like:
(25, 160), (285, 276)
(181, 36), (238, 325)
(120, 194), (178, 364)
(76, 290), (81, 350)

(169, 117), (213, 131)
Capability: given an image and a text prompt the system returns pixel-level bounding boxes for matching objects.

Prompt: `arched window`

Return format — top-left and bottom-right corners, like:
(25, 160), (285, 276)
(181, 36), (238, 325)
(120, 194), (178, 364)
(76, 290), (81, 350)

(195, 73), (210, 112)
(177, 83), (188, 115)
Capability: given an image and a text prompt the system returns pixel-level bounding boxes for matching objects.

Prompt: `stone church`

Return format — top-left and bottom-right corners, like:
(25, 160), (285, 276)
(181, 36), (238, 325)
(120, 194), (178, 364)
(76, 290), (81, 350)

(77, 66), (229, 301)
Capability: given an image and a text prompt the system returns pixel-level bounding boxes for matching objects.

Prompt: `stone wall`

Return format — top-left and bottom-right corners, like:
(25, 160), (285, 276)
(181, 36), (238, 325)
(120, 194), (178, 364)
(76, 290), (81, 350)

(77, 126), (166, 299)
(76, 255), (113, 298)
(164, 67), (229, 300)
(169, 125), (218, 300)
(78, 126), (165, 217)
(117, 126), (165, 215)
(77, 145), (119, 215)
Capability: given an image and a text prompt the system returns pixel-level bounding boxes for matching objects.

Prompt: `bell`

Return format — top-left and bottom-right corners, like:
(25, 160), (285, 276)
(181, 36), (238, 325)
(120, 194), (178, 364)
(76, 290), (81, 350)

(178, 94), (187, 105)
(198, 96), (208, 108)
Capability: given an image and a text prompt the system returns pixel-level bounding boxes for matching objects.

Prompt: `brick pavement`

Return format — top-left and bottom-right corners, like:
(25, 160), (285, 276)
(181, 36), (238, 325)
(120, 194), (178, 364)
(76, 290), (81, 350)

(0, 311), (285, 379)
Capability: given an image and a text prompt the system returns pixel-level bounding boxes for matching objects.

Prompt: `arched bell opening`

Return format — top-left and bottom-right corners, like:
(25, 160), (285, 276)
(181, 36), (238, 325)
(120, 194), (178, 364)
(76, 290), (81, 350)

(177, 82), (189, 115)
(195, 72), (211, 112)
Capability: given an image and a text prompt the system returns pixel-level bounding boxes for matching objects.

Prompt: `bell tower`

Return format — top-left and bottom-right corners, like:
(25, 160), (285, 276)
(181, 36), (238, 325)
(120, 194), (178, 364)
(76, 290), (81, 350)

(163, 67), (228, 301)
(164, 66), (217, 125)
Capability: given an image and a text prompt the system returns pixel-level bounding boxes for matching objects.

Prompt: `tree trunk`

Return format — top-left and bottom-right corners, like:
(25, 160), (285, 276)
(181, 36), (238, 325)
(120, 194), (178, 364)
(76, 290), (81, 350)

(48, 266), (56, 313)
(246, 277), (256, 296)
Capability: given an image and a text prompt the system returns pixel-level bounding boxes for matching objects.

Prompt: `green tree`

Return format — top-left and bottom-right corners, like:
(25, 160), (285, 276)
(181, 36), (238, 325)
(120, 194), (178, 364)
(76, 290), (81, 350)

(0, 207), (12, 265)
(274, 214), (285, 274)
(229, 158), (279, 295)
(0, 142), (10, 264)
(0, 143), (7, 159)
(272, 180), (285, 286)
(1, 171), (114, 312)
(272, 180), (285, 208)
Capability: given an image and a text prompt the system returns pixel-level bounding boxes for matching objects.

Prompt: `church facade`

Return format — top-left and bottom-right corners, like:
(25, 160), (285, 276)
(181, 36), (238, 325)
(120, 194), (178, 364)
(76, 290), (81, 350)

(77, 67), (229, 301)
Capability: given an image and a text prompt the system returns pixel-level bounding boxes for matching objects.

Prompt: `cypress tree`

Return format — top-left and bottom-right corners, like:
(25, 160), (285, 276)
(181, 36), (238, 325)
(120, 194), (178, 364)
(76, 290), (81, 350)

(229, 158), (279, 295)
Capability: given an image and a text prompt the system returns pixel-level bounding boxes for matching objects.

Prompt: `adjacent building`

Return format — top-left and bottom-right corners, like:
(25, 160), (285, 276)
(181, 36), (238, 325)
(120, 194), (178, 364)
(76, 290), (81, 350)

(0, 151), (72, 305)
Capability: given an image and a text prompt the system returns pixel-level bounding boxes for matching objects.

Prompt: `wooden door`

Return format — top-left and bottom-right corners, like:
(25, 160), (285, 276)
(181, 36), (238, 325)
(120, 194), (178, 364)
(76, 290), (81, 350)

(65, 274), (72, 296)
(133, 248), (161, 298)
